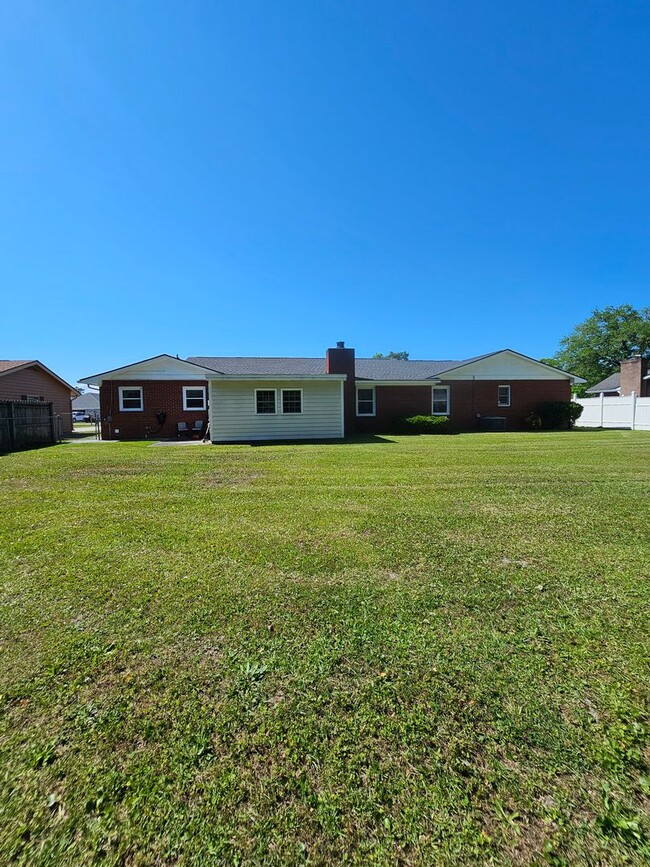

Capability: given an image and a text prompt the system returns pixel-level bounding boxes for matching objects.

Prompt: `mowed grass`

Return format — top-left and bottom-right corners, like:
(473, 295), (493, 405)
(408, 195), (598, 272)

(0, 432), (648, 866)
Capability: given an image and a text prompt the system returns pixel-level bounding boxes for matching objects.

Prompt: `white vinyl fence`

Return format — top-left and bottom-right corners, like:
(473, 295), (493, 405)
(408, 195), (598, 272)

(576, 394), (650, 430)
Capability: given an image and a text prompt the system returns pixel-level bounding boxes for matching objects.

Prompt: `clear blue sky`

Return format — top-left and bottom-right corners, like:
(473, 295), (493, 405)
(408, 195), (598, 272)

(1, 1), (649, 386)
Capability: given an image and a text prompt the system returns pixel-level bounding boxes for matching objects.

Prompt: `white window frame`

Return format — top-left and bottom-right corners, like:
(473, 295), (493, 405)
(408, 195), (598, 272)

(497, 384), (511, 407)
(356, 386), (376, 416)
(182, 386), (207, 411)
(281, 388), (303, 414)
(254, 388), (277, 415)
(119, 386), (143, 412)
(431, 386), (450, 416)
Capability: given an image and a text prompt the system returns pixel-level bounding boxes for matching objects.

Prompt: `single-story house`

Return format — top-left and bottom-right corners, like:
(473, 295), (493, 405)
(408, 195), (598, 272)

(585, 356), (649, 398)
(79, 343), (584, 442)
(0, 360), (78, 436)
(71, 391), (101, 421)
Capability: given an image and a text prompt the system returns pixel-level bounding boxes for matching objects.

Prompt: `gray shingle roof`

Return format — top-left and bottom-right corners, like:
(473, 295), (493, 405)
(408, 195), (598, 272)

(186, 356), (464, 380)
(72, 392), (100, 410)
(585, 372), (620, 394)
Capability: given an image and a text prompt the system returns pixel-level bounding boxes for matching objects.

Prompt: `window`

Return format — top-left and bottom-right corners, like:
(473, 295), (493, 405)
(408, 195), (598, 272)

(119, 386), (143, 412)
(255, 389), (276, 414)
(432, 386), (450, 415)
(282, 389), (302, 414)
(183, 386), (206, 411)
(356, 387), (375, 416)
(498, 385), (511, 407)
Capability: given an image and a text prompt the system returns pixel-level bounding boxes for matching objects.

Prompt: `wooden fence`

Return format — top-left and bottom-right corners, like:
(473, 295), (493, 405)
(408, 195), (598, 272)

(0, 401), (58, 452)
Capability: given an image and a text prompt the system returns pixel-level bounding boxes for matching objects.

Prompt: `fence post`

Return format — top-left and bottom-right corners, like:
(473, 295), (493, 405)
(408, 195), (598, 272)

(631, 391), (637, 431)
(8, 402), (16, 449)
(599, 392), (605, 428)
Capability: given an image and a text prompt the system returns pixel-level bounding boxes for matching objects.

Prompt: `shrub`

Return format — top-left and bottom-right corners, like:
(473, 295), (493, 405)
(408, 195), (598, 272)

(537, 400), (584, 430)
(394, 414), (450, 434)
(525, 412), (542, 430)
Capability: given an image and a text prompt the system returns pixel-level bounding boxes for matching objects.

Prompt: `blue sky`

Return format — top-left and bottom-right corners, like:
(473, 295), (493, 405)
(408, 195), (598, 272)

(1, 1), (649, 386)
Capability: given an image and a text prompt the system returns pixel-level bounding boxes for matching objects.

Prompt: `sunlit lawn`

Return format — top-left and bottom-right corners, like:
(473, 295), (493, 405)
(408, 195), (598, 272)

(0, 431), (648, 865)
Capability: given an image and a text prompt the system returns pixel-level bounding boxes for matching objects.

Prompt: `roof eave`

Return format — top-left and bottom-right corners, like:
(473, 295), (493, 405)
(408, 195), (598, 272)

(207, 374), (346, 381)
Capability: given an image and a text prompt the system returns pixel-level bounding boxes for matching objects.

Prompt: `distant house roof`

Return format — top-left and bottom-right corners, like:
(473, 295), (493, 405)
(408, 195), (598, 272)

(72, 392), (100, 410)
(0, 360), (78, 395)
(0, 360), (33, 373)
(585, 373), (621, 394)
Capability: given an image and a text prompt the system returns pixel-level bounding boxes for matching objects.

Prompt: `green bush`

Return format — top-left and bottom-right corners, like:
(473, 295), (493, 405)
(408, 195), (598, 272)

(537, 400), (584, 430)
(394, 414), (450, 434)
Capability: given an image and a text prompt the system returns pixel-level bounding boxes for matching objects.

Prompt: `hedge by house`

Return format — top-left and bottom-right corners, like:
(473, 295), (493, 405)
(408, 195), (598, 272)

(394, 414), (450, 434)
(537, 400), (584, 430)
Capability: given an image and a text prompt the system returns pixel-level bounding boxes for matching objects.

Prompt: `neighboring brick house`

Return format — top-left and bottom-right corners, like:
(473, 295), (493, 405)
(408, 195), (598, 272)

(0, 360), (78, 436)
(584, 356), (649, 398)
(80, 345), (584, 442)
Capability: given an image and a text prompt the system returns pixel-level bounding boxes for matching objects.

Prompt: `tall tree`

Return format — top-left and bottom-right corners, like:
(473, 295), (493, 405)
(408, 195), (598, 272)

(548, 305), (650, 387)
(372, 350), (409, 360)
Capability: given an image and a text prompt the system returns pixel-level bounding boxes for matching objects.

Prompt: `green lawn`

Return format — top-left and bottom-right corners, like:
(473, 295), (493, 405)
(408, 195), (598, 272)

(0, 432), (648, 865)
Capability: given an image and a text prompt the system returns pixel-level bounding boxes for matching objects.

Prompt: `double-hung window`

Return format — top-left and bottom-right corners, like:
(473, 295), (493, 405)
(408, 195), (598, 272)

(255, 389), (276, 414)
(432, 386), (450, 415)
(356, 387), (375, 416)
(497, 385), (511, 407)
(119, 386), (143, 412)
(281, 389), (302, 414)
(183, 386), (206, 411)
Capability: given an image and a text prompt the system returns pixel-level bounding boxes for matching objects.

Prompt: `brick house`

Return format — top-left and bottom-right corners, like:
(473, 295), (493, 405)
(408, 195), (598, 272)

(80, 345), (584, 442)
(0, 360), (78, 436)
(585, 355), (650, 398)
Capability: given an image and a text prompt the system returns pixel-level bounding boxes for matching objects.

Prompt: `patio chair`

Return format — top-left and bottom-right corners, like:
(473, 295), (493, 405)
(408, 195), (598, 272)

(191, 419), (204, 439)
(177, 421), (189, 438)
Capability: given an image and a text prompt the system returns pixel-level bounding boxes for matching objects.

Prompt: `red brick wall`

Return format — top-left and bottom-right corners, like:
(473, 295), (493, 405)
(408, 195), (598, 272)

(620, 357), (649, 397)
(99, 380), (208, 440)
(0, 367), (74, 435)
(355, 380), (572, 433)
(326, 347), (356, 435)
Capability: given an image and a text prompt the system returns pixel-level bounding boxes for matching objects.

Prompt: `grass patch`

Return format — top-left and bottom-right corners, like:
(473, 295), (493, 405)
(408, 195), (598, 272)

(1, 431), (649, 864)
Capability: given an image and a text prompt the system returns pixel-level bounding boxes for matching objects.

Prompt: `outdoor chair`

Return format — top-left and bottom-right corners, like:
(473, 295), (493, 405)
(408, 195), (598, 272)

(177, 421), (189, 438)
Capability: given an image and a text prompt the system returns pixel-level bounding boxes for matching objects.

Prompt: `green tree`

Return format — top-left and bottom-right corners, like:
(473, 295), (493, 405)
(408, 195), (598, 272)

(372, 350), (410, 360)
(547, 305), (650, 388)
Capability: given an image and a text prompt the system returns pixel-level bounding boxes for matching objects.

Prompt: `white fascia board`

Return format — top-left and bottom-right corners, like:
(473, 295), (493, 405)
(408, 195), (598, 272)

(206, 373), (347, 381)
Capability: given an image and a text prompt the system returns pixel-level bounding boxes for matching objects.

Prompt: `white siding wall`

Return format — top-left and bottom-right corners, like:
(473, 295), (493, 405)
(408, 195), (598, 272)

(577, 395), (650, 430)
(209, 379), (343, 441)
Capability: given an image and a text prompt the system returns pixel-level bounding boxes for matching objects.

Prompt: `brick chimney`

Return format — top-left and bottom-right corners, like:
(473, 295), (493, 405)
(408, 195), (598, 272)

(326, 341), (356, 436)
(620, 355), (649, 397)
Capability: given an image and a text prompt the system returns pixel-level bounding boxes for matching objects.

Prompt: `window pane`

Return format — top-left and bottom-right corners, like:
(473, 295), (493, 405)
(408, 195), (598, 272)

(256, 390), (276, 414)
(432, 388), (448, 414)
(357, 388), (375, 415)
(282, 390), (302, 413)
(498, 386), (510, 406)
(120, 387), (143, 410)
(185, 388), (206, 409)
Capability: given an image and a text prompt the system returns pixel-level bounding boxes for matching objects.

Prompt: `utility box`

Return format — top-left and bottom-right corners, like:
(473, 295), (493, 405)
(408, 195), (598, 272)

(478, 416), (506, 432)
